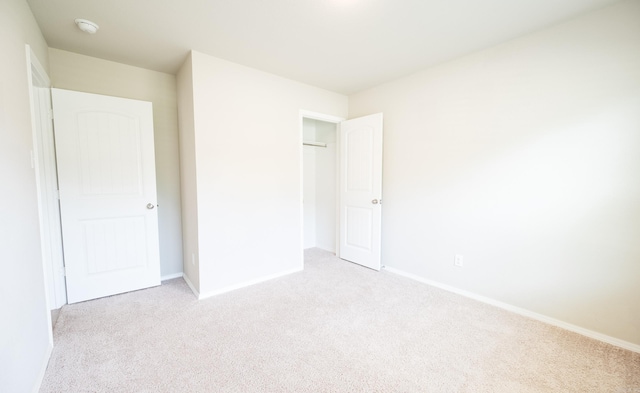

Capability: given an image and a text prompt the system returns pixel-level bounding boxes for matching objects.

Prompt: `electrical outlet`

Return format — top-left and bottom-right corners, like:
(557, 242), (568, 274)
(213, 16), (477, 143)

(454, 254), (464, 267)
(191, 253), (196, 266)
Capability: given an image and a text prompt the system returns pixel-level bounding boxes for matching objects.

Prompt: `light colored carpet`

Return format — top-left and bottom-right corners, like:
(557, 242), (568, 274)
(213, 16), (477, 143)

(40, 248), (639, 392)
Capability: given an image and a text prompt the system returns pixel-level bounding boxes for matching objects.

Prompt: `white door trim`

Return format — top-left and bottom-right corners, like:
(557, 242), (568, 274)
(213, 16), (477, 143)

(27, 48), (67, 311)
(300, 110), (345, 124)
(25, 45), (57, 347)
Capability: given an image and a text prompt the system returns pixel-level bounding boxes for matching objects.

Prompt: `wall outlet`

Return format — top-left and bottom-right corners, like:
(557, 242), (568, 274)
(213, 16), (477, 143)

(191, 253), (196, 266)
(454, 254), (464, 267)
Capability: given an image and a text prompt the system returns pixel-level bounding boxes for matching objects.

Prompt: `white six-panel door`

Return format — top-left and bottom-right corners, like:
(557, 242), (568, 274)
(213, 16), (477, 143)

(339, 113), (383, 270)
(52, 88), (161, 304)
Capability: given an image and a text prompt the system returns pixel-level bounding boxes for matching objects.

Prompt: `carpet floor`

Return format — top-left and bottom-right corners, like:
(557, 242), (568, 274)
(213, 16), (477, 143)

(40, 248), (640, 392)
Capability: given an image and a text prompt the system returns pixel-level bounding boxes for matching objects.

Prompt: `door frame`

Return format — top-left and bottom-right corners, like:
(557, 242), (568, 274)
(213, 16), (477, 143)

(26, 45), (60, 344)
(299, 110), (345, 260)
(27, 46), (67, 313)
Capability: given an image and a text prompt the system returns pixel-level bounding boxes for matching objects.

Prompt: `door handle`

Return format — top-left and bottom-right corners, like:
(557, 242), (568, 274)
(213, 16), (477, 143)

(147, 203), (155, 209)
(372, 199), (379, 204)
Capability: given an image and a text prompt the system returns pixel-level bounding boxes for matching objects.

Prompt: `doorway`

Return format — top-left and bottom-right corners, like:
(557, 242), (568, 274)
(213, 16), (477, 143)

(303, 117), (338, 253)
(300, 111), (384, 271)
(27, 46), (66, 313)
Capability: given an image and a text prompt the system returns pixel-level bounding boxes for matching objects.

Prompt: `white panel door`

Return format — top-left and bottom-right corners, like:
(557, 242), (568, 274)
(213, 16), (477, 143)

(52, 88), (161, 304)
(339, 113), (383, 270)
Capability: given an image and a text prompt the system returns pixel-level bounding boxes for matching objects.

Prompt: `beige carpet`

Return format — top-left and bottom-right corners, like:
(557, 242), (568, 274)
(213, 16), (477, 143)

(41, 248), (639, 392)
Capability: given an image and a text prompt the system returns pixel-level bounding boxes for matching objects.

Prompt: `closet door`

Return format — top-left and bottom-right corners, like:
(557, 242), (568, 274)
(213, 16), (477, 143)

(339, 113), (383, 270)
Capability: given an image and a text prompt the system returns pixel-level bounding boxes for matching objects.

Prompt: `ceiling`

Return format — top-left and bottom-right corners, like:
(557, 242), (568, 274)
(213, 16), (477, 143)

(27, 0), (620, 95)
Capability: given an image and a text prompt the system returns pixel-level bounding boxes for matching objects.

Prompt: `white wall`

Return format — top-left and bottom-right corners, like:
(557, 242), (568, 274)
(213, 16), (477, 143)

(176, 53), (200, 292)
(349, 0), (640, 345)
(0, 0), (52, 391)
(48, 49), (184, 278)
(183, 51), (348, 296)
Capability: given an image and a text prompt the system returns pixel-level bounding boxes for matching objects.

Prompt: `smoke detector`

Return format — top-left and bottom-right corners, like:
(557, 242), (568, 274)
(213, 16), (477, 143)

(74, 19), (99, 34)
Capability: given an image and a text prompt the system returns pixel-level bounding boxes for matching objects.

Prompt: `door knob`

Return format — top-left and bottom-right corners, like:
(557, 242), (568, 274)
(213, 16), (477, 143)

(372, 199), (379, 204)
(147, 203), (155, 209)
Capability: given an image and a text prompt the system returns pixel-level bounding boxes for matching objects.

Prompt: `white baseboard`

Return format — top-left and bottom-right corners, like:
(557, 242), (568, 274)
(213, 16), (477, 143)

(198, 267), (303, 300)
(32, 342), (53, 393)
(182, 274), (200, 299)
(384, 266), (640, 354)
(161, 272), (183, 281)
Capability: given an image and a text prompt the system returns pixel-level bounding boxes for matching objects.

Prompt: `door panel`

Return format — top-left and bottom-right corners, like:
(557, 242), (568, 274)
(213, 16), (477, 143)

(346, 128), (373, 191)
(76, 111), (143, 196)
(339, 113), (383, 270)
(83, 217), (146, 273)
(52, 88), (160, 304)
(345, 207), (373, 250)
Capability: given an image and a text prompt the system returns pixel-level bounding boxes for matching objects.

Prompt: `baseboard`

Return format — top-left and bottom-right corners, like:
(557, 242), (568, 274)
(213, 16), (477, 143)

(161, 272), (183, 281)
(182, 274), (200, 299)
(198, 267), (303, 300)
(32, 342), (53, 393)
(384, 266), (640, 354)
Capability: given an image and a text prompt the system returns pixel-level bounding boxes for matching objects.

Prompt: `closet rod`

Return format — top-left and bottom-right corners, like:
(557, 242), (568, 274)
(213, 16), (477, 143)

(303, 141), (327, 148)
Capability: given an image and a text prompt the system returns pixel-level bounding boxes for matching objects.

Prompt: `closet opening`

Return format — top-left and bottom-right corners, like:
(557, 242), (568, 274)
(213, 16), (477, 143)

(302, 116), (339, 254)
